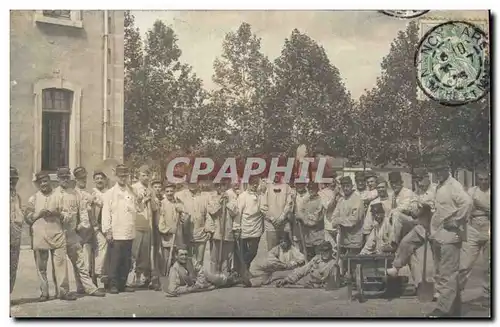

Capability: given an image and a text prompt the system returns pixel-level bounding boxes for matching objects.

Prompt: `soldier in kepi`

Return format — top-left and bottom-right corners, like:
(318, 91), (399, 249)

(295, 182), (325, 261)
(131, 165), (156, 289)
(10, 167), (24, 294)
(165, 246), (241, 297)
(274, 241), (336, 289)
(459, 170), (490, 307)
(330, 176), (365, 257)
(91, 169), (111, 290)
(73, 167), (97, 286)
(102, 164), (142, 294)
(25, 171), (75, 301)
(248, 232), (305, 287)
(175, 176), (211, 265)
(260, 173), (294, 251)
(206, 179), (238, 274)
(56, 167), (105, 297)
(388, 161), (472, 317)
(158, 183), (187, 276)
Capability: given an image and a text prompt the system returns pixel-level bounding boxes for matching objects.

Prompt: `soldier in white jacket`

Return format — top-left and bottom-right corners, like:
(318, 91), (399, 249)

(102, 164), (143, 294)
(260, 174), (294, 251)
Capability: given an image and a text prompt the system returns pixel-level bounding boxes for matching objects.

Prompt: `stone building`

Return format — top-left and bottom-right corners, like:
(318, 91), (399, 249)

(10, 10), (124, 203)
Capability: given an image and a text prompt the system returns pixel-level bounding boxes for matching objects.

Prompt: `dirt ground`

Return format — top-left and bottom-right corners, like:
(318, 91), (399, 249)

(10, 236), (491, 318)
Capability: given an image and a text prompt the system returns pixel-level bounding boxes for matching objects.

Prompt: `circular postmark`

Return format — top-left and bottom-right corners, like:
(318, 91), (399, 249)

(415, 21), (489, 106)
(380, 10), (429, 19)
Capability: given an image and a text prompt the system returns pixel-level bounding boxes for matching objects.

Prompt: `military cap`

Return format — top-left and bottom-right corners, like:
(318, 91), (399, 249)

(365, 170), (377, 179)
(93, 169), (107, 179)
(388, 171), (402, 183)
(151, 179), (162, 186)
(307, 182), (320, 191)
(339, 176), (353, 185)
(138, 164), (151, 174)
(248, 175), (260, 185)
(10, 167), (19, 179)
(354, 171), (365, 181)
(35, 171), (50, 182)
(412, 168), (428, 180)
(316, 240), (333, 252)
(376, 176), (387, 186)
(428, 154), (450, 171)
(57, 167), (72, 177)
(370, 202), (385, 214)
(115, 164), (129, 176)
(164, 182), (176, 189)
(73, 167), (87, 179)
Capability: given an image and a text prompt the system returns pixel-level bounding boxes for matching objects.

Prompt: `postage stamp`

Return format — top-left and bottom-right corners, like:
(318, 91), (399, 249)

(380, 10), (429, 19)
(415, 20), (489, 106)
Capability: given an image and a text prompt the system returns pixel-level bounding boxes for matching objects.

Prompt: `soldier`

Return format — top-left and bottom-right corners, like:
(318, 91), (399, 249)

(175, 177), (211, 265)
(56, 167), (105, 297)
(233, 175), (264, 271)
(389, 163), (472, 317)
(150, 178), (164, 290)
(25, 172), (75, 301)
(151, 179), (164, 201)
(165, 247), (241, 297)
(295, 182), (325, 261)
(329, 176), (365, 257)
(388, 171), (417, 245)
(275, 241), (336, 289)
(206, 180), (238, 274)
(10, 167), (24, 293)
(91, 169), (110, 290)
(360, 203), (393, 255)
(413, 168), (438, 206)
(158, 183), (187, 276)
(73, 167), (96, 285)
(459, 170), (490, 307)
(249, 232), (305, 287)
(362, 178), (393, 240)
(365, 171), (379, 192)
(261, 173), (294, 251)
(131, 165), (156, 288)
(102, 164), (142, 294)
(291, 180), (309, 251)
(319, 174), (342, 251)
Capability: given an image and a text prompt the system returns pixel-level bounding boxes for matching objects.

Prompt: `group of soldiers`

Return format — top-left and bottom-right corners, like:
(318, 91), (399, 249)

(9, 160), (490, 317)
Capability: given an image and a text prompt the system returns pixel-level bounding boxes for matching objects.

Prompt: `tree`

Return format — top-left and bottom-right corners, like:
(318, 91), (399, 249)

(273, 29), (353, 156)
(361, 21), (491, 175)
(124, 11), (145, 161)
(357, 22), (442, 172)
(211, 22), (274, 157)
(124, 18), (223, 179)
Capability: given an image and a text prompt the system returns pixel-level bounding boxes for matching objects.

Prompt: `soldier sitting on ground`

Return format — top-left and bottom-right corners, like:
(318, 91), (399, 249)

(273, 241), (337, 289)
(165, 246), (241, 297)
(248, 233), (305, 287)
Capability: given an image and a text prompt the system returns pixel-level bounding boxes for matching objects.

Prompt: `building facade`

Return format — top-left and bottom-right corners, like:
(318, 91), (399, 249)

(10, 10), (124, 203)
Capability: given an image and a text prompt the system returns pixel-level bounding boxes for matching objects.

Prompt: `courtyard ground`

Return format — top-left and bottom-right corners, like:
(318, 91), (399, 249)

(10, 236), (491, 318)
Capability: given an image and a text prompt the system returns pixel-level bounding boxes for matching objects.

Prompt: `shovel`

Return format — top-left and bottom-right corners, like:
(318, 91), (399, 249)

(326, 228), (342, 291)
(417, 230), (434, 302)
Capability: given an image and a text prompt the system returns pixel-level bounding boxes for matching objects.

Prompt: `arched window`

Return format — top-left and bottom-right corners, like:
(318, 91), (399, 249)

(33, 78), (82, 178)
(41, 88), (73, 171)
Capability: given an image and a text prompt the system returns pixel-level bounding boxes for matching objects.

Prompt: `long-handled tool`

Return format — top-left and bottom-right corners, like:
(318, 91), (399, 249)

(327, 228), (342, 291)
(166, 210), (180, 277)
(217, 196), (228, 273)
(417, 230), (434, 302)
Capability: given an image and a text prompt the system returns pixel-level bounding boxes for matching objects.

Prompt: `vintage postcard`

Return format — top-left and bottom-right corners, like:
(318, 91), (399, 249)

(10, 9), (490, 318)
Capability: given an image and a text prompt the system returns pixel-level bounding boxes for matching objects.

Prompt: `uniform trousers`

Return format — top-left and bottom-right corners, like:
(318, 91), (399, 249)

(109, 240), (133, 290)
(34, 247), (69, 297)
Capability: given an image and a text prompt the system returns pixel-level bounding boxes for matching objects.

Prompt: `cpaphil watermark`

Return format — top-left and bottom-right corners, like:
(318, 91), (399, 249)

(166, 157), (334, 184)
